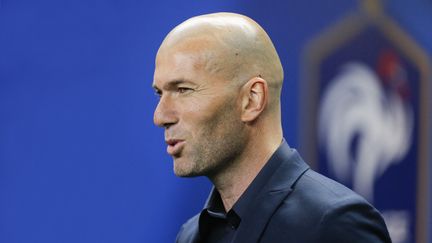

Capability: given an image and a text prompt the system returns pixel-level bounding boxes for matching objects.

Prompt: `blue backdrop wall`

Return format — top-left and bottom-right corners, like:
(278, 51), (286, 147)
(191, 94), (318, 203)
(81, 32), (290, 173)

(0, 0), (430, 242)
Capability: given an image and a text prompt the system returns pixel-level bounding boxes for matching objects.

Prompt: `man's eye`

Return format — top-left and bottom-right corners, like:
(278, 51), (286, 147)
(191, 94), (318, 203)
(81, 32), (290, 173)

(177, 87), (193, 94)
(154, 90), (162, 98)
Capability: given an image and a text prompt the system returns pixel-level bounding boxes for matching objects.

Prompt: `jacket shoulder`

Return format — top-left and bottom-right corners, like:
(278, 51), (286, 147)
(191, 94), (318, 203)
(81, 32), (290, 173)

(263, 169), (391, 242)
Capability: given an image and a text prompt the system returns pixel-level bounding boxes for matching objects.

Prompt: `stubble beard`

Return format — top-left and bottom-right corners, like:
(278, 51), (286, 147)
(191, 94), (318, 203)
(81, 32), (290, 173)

(173, 104), (247, 178)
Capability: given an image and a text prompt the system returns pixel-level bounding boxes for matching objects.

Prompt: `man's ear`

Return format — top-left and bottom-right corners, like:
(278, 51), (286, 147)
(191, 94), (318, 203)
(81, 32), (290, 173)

(240, 77), (268, 122)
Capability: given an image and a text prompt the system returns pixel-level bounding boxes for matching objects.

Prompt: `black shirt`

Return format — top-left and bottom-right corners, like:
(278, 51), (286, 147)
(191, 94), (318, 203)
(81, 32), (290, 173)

(198, 141), (288, 243)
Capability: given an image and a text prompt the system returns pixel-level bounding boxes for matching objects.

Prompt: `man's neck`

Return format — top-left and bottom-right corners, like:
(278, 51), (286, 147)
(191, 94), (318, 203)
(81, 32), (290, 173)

(209, 136), (281, 212)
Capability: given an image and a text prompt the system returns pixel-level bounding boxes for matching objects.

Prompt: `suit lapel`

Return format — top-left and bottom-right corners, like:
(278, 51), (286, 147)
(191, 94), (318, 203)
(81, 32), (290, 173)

(233, 149), (309, 243)
(176, 214), (201, 243)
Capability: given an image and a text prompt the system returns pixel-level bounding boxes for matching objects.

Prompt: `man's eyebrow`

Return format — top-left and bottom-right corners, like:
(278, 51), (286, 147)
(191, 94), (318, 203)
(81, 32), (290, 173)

(153, 79), (196, 90)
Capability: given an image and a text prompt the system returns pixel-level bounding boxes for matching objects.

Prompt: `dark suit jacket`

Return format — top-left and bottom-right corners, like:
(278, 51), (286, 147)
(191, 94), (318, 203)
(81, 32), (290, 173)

(176, 144), (392, 243)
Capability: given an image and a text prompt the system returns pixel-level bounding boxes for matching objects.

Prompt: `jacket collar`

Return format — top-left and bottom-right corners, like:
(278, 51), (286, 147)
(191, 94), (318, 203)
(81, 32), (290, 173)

(232, 142), (309, 243)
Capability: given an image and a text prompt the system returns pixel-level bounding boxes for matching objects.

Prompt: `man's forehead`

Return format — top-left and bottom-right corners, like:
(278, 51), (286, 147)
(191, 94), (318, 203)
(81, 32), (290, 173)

(154, 29), (236, 89)
(155, 50), (209, 75)
(153, 50), (208, 88)
(155, 40), (220, 74)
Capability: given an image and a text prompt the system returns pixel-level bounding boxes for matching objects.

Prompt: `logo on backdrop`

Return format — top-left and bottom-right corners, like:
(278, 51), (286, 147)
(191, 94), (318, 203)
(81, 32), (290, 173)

(318, 51), (414, 202)
(300, 4), (430, 242)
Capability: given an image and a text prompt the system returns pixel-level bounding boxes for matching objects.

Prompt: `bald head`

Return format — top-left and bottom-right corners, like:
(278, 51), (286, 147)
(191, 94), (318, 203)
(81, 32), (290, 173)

(156, 12), (284, 105)
(153, 13), (285, 181)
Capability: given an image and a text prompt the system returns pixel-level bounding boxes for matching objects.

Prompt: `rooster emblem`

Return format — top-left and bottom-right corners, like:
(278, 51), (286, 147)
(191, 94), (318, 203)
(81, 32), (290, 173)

(318, 53), (413, 202)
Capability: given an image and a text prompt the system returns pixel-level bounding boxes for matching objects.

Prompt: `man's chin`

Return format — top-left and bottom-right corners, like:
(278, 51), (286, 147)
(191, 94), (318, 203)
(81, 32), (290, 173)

(173, 168), (202, 178)
(172, 158), (201, 177)
(174, 172), (202, 178)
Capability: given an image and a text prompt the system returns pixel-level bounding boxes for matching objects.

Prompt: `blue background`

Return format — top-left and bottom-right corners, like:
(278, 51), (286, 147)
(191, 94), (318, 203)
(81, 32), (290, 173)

(0, 0), (430, 242)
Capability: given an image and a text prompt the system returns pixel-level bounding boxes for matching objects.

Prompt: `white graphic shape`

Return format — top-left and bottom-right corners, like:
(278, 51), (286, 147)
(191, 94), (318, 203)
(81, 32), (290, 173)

(318, 62), (413, 202)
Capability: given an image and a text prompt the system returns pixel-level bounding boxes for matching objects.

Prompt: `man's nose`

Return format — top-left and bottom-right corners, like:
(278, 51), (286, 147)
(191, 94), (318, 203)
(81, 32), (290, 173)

(153, 95), (178, 128)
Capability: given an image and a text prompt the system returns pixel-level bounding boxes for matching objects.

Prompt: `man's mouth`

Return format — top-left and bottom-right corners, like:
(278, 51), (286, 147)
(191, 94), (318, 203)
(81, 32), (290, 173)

(165, 139), (185, 156)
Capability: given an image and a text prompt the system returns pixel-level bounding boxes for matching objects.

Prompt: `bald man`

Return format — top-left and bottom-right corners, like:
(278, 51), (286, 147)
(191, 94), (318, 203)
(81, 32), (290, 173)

(153, 13), (391, 243)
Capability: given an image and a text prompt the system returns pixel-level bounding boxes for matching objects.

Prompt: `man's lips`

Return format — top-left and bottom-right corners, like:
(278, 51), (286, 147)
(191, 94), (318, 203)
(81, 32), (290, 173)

(165, 139), (185, 156)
